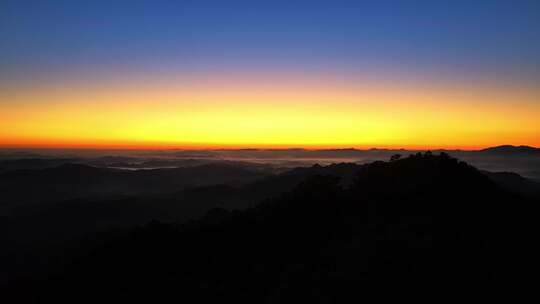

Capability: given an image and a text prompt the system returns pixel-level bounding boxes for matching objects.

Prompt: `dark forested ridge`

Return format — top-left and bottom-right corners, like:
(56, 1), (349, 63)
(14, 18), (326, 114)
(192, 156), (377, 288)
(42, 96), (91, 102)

(0, 163), (269, 207)
(4, 153), (540, 303)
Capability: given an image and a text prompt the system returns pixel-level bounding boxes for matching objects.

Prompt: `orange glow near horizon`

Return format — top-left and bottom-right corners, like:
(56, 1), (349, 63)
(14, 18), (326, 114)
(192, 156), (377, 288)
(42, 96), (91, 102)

(1, 74), (539, 150)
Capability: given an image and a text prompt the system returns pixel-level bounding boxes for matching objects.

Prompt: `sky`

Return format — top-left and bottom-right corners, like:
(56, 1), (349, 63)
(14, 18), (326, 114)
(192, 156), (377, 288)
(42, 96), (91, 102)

(1, 0), (539, 149)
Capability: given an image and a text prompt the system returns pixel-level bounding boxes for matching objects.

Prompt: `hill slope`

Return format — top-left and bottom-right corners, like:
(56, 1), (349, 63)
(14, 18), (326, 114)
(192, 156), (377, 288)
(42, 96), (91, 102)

(0, 163), (268, 209)
(8, 153), (539, 303)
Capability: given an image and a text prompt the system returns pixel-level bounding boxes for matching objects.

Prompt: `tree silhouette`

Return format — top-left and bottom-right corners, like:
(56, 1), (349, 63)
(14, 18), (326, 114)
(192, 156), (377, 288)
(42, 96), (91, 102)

(390, 154), (402, 161)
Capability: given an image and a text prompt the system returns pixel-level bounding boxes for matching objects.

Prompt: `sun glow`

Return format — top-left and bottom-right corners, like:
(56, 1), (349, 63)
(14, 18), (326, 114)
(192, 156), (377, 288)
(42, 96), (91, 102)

(1, 74), (539, 150)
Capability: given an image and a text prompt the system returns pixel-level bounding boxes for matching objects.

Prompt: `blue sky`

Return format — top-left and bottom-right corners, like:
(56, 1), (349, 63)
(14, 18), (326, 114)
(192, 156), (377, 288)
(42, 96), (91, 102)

(1, 0), (539, 82)
(1, 0), (540, 149)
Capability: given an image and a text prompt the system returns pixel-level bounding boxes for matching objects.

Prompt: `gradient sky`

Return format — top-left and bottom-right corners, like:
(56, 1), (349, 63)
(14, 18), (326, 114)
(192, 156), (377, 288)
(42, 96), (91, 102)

(1, 0), (539, 149)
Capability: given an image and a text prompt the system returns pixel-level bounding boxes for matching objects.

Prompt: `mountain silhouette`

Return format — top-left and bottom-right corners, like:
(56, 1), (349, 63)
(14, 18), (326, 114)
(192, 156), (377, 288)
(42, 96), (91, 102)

(480, 145), (540, 154)
(0, 163), (268, 208)
(0, 158), (81, 172)
(4, 153), (539, 303)
(2, 157), (538, 246)
(482, 170), (540, 198)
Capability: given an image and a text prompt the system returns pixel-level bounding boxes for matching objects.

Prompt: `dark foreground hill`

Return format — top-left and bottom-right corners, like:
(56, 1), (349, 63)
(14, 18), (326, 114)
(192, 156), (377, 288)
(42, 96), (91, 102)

(0, 162), (365, 245)
(5, 153), (540, 303)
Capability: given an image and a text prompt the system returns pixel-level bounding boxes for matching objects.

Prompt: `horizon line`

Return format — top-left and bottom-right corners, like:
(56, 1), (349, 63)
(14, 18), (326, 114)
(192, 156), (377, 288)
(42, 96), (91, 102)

(0, 143), (537, 152)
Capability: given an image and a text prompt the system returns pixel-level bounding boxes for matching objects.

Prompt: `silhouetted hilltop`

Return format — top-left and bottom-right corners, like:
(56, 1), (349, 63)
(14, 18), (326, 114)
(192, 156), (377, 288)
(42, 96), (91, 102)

(243, 162), (362, 198)
(8, 153), (539, 303)
(2, 155), (538, 245)
(481, 145), (540, 154)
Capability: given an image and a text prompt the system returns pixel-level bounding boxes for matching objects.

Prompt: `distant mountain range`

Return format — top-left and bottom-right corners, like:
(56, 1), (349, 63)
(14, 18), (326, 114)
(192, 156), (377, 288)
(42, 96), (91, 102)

(1, 156), (539, 248)
(480, 145), (540, 154)
(0, 163), (268, 209)
(2, 145), (540, 161)
(3, 153), (539, 302)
